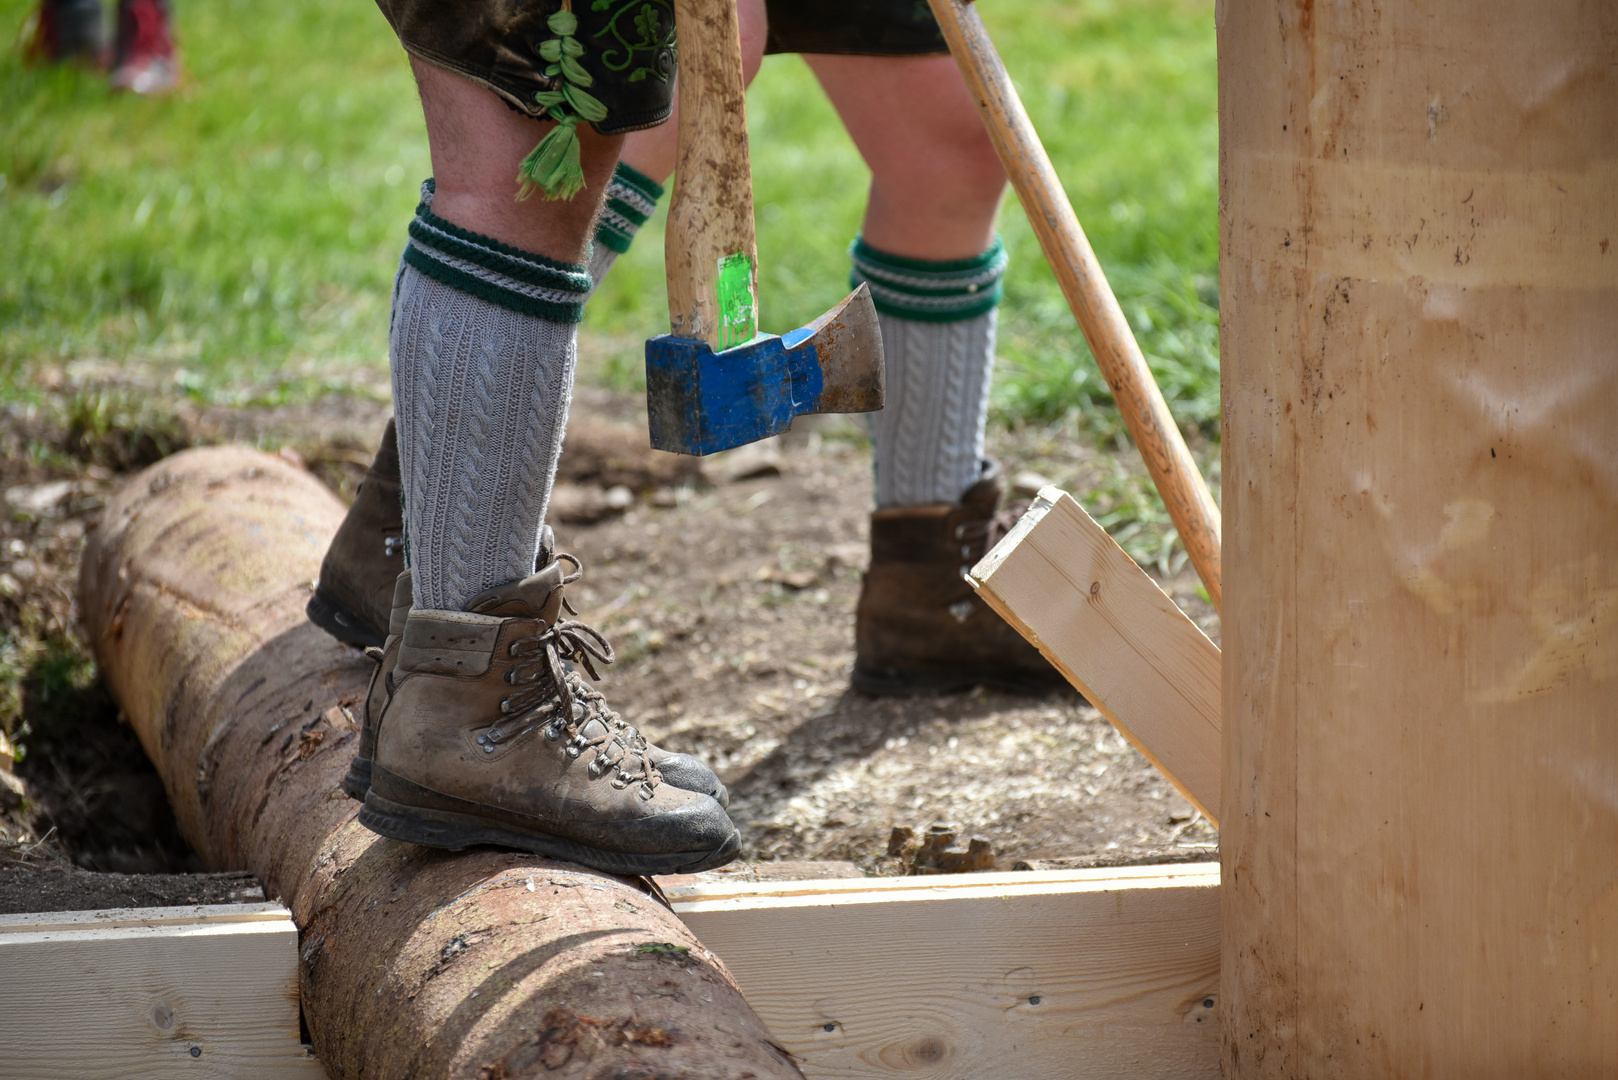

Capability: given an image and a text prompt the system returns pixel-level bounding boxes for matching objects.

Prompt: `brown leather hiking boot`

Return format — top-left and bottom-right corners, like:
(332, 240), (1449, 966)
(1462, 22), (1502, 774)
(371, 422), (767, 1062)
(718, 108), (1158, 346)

(852, 459), (1069, 697)
(341, 545), (728, 807)
(340, 569), (412, 801)
(359, 555), (741, 876)
(307, 419), (404, 649)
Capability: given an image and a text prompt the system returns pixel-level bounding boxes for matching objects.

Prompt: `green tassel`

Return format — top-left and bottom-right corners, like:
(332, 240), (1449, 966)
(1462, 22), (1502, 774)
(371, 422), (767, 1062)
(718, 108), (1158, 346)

(518, 119), (585, 201)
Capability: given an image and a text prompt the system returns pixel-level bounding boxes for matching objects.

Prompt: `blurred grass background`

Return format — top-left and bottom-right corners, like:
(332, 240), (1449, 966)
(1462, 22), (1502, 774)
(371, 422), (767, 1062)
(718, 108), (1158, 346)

(0, 0), (1217, 436)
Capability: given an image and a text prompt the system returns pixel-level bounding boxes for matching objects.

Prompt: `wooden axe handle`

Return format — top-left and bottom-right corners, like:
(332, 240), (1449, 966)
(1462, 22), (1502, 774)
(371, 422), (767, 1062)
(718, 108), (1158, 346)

(666, 0), (758, 349)
(926, 0), (1223, 613)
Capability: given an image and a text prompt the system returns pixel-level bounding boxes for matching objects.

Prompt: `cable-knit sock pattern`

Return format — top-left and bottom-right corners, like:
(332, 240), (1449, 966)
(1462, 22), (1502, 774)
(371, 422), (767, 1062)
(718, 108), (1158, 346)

(391, 261), (580, 612)
(869, 307), (997, 508)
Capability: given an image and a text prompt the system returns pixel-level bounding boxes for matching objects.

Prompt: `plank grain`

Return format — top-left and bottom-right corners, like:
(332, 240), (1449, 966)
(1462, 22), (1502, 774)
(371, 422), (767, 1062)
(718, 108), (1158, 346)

(0, 903), (324, 1079)
(969, 488), (1221, 824)
(673, 865), (1222, 1080)
(1220, 1), (1618, 1074)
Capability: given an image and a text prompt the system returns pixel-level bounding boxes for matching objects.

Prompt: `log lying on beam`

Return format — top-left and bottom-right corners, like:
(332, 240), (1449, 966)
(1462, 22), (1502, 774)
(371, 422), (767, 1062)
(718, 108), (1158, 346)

(79, 447), (801, 1080)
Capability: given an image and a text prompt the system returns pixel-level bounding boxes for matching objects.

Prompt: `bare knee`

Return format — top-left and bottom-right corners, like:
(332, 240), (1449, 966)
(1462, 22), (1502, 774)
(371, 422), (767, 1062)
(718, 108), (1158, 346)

(411, 56), (622, 261)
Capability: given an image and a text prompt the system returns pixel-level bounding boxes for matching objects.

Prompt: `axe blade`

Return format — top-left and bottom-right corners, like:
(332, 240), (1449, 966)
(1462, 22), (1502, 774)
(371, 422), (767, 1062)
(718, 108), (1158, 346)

(645, 283), (886, 456)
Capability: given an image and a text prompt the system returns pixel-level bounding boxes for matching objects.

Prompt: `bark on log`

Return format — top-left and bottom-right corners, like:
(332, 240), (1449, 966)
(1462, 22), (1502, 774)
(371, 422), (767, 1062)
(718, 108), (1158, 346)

(79, 446), (802, 1080)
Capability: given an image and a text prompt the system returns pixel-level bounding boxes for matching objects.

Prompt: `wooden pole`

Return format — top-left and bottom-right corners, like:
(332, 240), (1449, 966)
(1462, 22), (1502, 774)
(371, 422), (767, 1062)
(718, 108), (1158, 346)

(1220, 1), (1618, 1075)
(79, 447), (801, 1080)
(926, 0), (1223, 613)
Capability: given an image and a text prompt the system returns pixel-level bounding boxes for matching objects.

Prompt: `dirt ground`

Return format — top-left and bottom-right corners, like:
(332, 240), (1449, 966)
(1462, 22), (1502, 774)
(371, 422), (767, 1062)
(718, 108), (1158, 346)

(0, 362), (1219, 896)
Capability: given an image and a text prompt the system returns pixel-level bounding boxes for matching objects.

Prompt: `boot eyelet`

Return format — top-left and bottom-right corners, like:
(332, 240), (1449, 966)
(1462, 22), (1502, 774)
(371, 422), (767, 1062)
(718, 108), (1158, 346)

(565, 745), (582, 759)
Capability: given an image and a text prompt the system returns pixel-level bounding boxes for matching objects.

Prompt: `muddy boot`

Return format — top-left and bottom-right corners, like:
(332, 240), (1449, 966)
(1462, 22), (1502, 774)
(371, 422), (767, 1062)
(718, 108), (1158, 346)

(853, 459), (1068, 697)
(340, 569), (413, 801)
(307, 419), (404, 649)
(341, 547), (728, 806)
(360, 554), (741, 876)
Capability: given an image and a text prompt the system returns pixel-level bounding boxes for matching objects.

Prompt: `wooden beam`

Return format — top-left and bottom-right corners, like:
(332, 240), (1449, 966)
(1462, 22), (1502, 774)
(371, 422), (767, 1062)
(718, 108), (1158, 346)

(968, 487), (1222, 824)
(670, 864), (1222, 1080)
(0, 902), (324, 1079)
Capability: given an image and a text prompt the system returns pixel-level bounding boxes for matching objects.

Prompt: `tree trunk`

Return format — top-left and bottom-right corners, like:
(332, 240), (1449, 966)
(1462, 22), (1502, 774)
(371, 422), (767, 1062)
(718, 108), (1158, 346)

(79, 446), (802, 1080)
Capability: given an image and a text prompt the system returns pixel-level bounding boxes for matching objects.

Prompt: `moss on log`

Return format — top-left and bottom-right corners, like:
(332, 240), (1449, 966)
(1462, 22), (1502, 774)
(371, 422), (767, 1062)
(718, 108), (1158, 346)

(79, 446), (801, 1080)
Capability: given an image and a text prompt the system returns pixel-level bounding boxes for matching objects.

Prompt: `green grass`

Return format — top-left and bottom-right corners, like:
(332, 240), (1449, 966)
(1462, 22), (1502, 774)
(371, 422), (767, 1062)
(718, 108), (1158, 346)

(1, 0), (1218, 435)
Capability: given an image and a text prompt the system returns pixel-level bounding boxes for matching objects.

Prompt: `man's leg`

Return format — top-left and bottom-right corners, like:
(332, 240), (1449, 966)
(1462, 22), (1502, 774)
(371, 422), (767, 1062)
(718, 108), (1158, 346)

(806, 53), (1065, 695)
(397, 57), (611, 610)
(309, 0), (765, 643)
(808, 51), (1006, 506)
(356, 60), (739, 875)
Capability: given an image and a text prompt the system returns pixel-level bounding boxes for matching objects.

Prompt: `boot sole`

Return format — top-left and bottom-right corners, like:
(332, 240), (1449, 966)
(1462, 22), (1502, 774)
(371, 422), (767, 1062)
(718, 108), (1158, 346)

(341, 755), (372, 802)
(306, 587), (386, 650)
(851, 663), (1074, 699)
(357, 790), (742, 877)
(342, 753), (730, 809)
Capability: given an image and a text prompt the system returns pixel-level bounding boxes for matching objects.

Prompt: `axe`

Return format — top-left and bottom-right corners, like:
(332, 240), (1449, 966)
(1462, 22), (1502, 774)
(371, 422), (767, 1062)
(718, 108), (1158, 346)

(645, 0), (885, 457)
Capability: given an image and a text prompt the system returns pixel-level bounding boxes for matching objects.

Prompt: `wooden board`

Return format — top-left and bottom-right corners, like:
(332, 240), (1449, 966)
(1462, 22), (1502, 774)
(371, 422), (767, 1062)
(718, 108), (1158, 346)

(1219, 2), (1618, 1074)
(967, 487), (1221, 824)
(0, 902), (325, 1079)
(671, 864), (1221, 1079)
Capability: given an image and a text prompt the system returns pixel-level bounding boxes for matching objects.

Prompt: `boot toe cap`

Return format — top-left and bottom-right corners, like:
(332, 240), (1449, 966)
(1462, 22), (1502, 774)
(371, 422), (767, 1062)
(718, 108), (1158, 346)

(654, 753), (729, 808)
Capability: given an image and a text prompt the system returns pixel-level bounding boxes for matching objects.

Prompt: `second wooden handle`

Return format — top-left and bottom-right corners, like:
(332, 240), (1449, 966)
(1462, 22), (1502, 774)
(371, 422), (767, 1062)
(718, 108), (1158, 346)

(666, 0), (758, 349)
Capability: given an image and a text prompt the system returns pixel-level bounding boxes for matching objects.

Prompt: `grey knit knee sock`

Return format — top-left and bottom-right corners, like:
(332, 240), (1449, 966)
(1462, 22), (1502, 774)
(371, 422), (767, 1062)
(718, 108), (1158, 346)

(587, 162), (664, 292)
(390, 182), (593, 611)
(851, 236), (1008, 507)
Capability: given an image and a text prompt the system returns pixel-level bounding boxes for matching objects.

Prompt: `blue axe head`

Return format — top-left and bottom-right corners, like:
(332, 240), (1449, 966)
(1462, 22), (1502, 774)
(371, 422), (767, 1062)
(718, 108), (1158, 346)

(645, 284), (885, 456)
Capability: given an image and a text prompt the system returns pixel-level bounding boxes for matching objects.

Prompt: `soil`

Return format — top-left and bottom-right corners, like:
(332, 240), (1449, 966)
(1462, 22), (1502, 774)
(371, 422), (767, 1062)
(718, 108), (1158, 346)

(0, 367), (1218, 910)
(0, 864), (263, 915)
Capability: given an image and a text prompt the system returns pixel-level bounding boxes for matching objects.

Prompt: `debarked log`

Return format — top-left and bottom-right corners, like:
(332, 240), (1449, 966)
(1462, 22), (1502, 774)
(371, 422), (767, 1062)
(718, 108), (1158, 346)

(79, 446), (802, 1080)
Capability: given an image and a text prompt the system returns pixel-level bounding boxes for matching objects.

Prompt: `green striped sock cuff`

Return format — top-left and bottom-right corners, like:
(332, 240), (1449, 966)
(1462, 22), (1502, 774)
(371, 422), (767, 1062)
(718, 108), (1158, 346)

(404, 180), (593, 324)
(849, 235), (1008, 323)
(593, 163), (665, 255)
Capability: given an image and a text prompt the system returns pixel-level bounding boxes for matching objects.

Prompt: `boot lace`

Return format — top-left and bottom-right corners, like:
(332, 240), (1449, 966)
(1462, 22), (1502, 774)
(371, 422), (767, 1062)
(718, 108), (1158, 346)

(473, 554), (661, 798)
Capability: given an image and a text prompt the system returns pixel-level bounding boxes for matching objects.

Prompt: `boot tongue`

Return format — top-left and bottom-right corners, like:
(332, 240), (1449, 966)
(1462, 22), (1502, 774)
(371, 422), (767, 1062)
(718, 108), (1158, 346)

(957, 458), (1004, 515)
(463, 560), (567, 621)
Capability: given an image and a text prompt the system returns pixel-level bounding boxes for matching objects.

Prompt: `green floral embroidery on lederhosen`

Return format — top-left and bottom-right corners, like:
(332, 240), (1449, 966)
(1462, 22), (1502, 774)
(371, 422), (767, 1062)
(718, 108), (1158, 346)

(519, 0), (678, 199)
(589, 0), (677, 84)
(518, 1), (609, 200)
